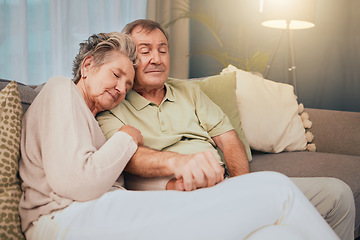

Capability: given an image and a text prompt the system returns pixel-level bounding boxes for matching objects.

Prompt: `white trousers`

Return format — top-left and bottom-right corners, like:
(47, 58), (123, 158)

(26, 172), (339, 240)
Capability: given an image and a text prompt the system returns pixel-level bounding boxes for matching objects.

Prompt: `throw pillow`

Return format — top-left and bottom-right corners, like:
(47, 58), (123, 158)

(179, 72), (252, 161)
(0, 81), (25, 239)
(221, 65), (315, 153)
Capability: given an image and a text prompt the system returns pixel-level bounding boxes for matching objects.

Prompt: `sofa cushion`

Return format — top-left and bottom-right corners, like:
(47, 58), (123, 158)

(221, 65), (313, 153)
(189, 72), (252, 161)
(0, 79), (38, 113)
(250, 151), (360, 229)
(0, 81), (25, 239)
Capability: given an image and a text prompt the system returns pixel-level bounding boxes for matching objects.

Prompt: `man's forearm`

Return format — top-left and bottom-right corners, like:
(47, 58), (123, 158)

(124, 146), (176, 177)
(124, 146), (225, 191)
(212, 130), (250, 177)
(223, 140), (250, 177)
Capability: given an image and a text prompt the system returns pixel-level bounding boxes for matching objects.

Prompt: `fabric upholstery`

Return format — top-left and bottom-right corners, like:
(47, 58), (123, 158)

(221, 65), (310, 153)
(0, 81), (25, 239)
(189, 72), (252, 161)
(0, 79), (38, 113)
(250, 151), (360, 230)
(306, 108), (360, 156)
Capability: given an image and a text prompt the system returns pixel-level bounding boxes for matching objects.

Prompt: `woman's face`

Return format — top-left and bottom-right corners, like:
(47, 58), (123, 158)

(81, 52), (135, 113)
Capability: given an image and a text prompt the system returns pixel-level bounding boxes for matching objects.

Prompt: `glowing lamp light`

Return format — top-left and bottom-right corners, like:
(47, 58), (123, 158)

(260, 0), (316, 30)
(260, 0), (316, 96)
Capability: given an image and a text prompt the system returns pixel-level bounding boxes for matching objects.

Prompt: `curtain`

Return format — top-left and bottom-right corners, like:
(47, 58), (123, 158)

(0, 0), (146, 85)
(146, 0), (190, 79)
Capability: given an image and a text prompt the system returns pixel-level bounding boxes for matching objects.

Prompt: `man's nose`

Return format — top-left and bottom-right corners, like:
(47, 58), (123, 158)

(150, 51), (161, 64)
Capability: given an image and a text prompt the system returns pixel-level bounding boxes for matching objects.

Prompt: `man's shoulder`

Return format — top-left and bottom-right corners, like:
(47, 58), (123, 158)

(166, 78), (200, 91)
(96, 103), (126, 125)
(106, 101), (127, 116)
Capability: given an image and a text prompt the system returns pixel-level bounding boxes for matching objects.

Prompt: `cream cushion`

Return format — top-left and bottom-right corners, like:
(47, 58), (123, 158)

(222, 65), (310, 153)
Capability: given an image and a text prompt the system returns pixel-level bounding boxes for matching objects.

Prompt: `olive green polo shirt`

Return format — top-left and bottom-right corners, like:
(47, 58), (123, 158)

(97, 78), (234, 163)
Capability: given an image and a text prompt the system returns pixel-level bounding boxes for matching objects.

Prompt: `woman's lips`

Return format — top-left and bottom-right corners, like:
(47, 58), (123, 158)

(107, 91), (116, 100)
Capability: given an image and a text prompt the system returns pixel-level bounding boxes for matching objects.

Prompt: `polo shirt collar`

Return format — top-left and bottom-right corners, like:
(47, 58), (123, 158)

(126, 81), (175, 111)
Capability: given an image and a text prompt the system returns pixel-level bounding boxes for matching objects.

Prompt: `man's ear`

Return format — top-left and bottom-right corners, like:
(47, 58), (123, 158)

(81, 56), (94, 78)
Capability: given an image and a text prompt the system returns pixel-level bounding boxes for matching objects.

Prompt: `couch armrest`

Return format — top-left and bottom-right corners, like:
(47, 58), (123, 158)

(306, 108), (360, 156)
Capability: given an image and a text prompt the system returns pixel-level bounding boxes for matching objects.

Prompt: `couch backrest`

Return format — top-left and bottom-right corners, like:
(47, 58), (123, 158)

(0, 79), (39, 113)
(306, 108), (360, 157)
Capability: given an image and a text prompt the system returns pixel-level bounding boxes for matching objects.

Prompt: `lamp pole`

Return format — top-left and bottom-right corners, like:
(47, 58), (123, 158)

(260, 0), (316, 97)
(287, 20), (298, 96)
(264, 30), (284, 79)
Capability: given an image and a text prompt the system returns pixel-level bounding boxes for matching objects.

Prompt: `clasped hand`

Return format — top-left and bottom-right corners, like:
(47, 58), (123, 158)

(167, 151), (225, 191)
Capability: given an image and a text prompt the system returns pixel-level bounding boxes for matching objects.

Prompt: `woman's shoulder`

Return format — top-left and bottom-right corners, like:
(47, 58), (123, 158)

(26, 77), (75, 112)
(42, 76), (73, 91)
(36, 76), (78, 100)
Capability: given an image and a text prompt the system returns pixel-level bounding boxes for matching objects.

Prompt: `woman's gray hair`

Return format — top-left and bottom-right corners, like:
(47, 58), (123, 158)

(72, 32), (138, 84)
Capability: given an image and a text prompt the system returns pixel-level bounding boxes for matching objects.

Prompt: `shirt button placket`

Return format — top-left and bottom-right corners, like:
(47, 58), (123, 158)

(158, 107), (166, 132)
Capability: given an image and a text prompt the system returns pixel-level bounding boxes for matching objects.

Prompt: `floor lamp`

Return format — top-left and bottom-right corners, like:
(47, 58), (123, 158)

(260, 0), (316, 96)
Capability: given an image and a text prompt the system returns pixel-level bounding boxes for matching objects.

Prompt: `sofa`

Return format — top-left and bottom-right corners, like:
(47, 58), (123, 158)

(250, 107), (360, 238)
(1, 74), (360, 239)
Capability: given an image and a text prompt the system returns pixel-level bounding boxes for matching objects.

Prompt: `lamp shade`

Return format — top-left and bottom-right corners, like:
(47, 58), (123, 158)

(260, 0), (316, 29)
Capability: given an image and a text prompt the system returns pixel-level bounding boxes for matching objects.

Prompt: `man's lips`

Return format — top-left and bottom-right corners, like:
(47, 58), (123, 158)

(144, 66), (166, 73)
(145, 70), (164, 73)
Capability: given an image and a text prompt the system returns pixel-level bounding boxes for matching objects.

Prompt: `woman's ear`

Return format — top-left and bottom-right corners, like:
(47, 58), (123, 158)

(81, 56), (94, 78)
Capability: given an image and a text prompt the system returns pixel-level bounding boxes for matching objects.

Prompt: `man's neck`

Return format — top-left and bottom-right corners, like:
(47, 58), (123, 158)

(134, 85), (166, 106)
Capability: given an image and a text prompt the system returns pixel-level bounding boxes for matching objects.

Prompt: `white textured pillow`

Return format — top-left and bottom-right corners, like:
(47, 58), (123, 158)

(221, 65), (314, 153)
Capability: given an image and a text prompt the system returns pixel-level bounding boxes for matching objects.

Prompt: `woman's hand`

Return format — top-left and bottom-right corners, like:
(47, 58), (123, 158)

(119, 125), (144, 146)
(166, 178), (185, 191)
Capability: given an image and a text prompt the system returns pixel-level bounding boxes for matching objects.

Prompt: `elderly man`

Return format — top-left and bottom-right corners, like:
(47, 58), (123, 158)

(97, 19), (355, 239)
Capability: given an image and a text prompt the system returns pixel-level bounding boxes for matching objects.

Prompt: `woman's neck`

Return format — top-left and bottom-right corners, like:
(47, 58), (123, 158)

(76, 80), (99, 116)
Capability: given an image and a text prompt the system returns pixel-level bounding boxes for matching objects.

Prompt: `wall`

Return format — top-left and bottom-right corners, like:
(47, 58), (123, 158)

(189, 0), (360, 112)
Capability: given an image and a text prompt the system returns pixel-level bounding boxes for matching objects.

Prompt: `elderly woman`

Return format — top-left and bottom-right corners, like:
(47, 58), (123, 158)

(19, 32), (338, 240)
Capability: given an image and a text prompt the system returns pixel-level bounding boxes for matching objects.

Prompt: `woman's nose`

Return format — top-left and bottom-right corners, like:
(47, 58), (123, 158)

(115, 81), (126, 93)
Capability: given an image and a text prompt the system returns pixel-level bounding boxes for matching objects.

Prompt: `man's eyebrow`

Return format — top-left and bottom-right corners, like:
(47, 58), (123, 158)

(138, 43), (150, 47)
(137, 42), (168, 47)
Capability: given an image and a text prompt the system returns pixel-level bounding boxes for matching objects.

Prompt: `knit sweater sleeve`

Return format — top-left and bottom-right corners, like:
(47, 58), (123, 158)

(20, 77), (137, 202)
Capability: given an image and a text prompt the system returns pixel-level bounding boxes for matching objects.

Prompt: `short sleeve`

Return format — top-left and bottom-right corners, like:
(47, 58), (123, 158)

(193, 85), (234, 137)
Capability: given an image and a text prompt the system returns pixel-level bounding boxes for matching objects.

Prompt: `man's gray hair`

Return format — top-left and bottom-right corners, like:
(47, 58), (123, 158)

(122, 19), (169, 46)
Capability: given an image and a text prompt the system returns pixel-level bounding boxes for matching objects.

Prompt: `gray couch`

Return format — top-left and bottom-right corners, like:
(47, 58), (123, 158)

(250, 108), (360, 237)
(1, 78), (360, 237)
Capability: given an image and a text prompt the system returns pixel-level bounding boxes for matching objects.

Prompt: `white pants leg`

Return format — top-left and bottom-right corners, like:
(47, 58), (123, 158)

(25, 172), (339, 240)
(245, 225), (308, 240)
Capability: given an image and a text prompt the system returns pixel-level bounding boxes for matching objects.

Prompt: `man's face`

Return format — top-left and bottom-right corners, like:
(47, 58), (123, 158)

(130, 26), (170, 91)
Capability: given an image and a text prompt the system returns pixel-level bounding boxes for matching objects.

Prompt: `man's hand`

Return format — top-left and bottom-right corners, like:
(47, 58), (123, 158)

(124, 147), (224, 191)
(167, 151), (225, 191)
